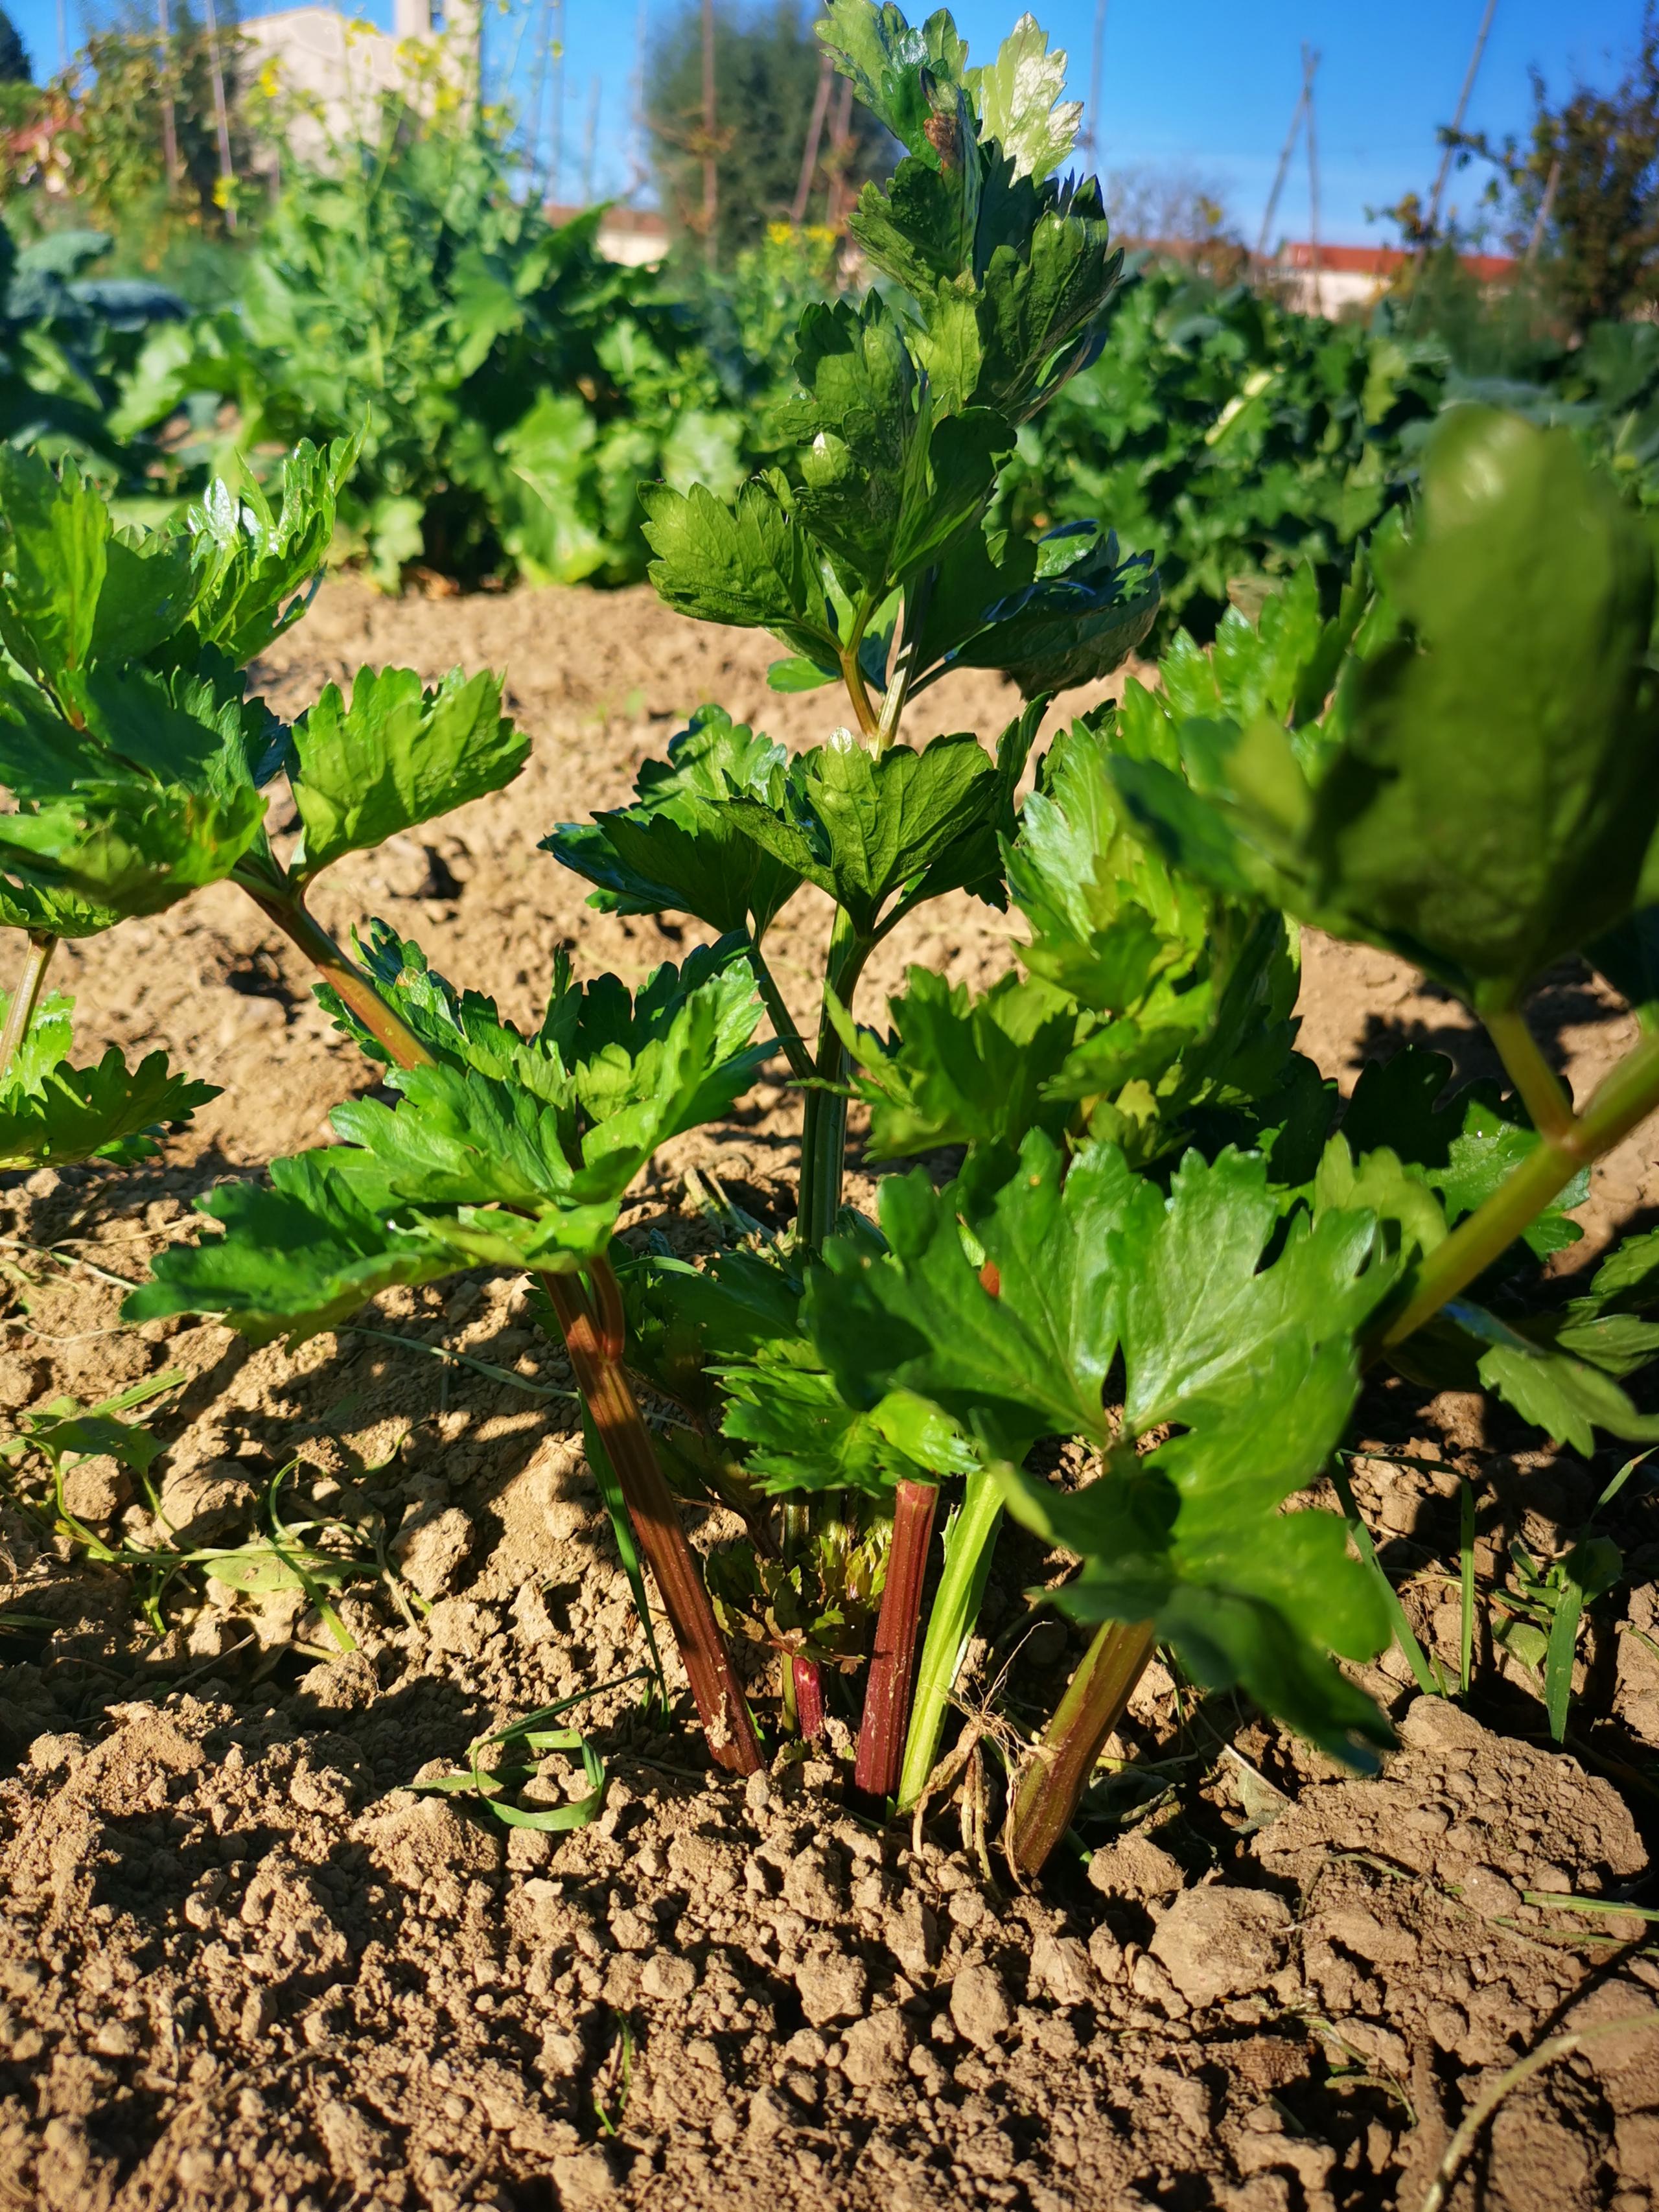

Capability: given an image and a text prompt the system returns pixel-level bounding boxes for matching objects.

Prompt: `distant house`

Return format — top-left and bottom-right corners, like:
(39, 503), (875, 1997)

(242, 0), (478, 165)
(543, 202), (669, 268)
(1273, 240), (1517, 318)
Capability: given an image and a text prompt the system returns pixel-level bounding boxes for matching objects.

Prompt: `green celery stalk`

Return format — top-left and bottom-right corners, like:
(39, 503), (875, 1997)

(896, 1468), (1003, 1811)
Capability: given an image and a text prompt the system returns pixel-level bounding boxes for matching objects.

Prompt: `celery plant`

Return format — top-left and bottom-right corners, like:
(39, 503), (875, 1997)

(540, 14), (1659, 1867)
(8, 2), (1659, 1876)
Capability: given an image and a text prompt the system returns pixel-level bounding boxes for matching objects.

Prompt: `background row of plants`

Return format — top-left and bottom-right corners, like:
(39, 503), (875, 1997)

(7, 4), (1659, 617)
(5, 0), (1659, 1877)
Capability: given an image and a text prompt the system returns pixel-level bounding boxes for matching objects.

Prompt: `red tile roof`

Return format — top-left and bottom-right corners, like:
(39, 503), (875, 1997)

(1278, 240), (1516, 283)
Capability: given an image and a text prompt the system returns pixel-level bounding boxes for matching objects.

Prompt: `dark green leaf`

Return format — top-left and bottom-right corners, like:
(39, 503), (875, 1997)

(836, 966), (1077, 1157)
(0, 447), (108, 684)
(931, 522), (1159, 699)
(0, 1001), (217, 1170)
(124, 1157), (465, 1347)
(809, 1129), (1154, 1456)
(184, 434), (360, 664)
(641, 474), (837, 660)
(723, 728), (1000, 935)
(818, 0), (969, 157)
(541, 708), (802, 937)
(1122, 413), (1659, 1002)
(289, 666), (526, 883)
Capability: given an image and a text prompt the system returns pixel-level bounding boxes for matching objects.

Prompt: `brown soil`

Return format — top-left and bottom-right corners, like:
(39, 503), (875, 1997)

(2, 579), (1658, 2212)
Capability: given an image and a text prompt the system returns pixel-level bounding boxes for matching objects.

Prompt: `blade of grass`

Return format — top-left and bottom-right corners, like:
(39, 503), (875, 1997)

(413, 1671), (647, 1831)
(1597, 1447), (1654, 1513)
(1459, 1476), (1476, 1697)
(1521, 1891), (1659, 1922)
(1543, 1557), (1585, 1744)
(342, 1320), (578, 1403)
(1419, 2013), (1659, 2212)
(579, 1403), (669, 1713)
(1330, 1460), (1448, 1697)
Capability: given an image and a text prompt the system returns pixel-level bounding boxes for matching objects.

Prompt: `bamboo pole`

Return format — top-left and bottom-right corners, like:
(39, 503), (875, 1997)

(825, 72), (853, 229)
(156, 0), (180, 190)
(791, 53), (833, 225)
(1084, 0), (1107, 163)
(549, 0), (564, 202)
(1305, 43), (1323, 316)
(1525, 154), (1561, 263)
(581, 71), (600, 204)
(201, 0), (237, 231)
(1254, 51), (1313, 266)
(701, 0), (717, 267)
(1426, 0), (1500, 240)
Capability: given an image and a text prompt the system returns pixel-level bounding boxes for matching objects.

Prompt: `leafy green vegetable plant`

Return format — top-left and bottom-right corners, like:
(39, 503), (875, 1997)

(10, 1), (1659, 1890)
(0, 433), (522, 1154)
(0, 432), (778, 1776)
(115, 100), (791, 588)
(564, 67), (1659, 1869)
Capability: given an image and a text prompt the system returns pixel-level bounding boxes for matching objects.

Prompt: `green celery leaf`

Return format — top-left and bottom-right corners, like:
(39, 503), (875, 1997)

(720, 1348), (967, 1496)
(722, 728), (1000, 935)
(296, 935), (768, 1331)
(1435, 1298), (1659, 1456)
(782, 295), (917, 590)
(124, 1154), (464, 1347)
(965, 14), (1081, 181)
(619, 1244), (807, 1420)
(818, 0), (970, 162)
(289, 665), (526, 883)
(1545, 1224), (1659, 1378)
(0, 1030), (217, 1171)
(1006, 706), (1212, 1010)
(342, 921), (579, 1118)
(0, 447), (108, 685)
(184, 434), (360, 664)
(940, 181), (1124, 423)
(0, 878), (122, 938)
(1341, 1046), (1586, 1260)
(1120, 413), (1659, 1001)
(91, 528), (200, 663)
(809, 1129), (1154, 1457)
(0, 778), (268, 916)
(849, 157), (975, 297)
(641, 474), (837, 662)
(541, 707), (802, 936)
(932, 522), (1159, 699)
(1307, 410), (1659, 995)
(1161, 561), (1365, 738)
(568, 938), (772, 1159)
(990, 1147), (1393, 1762)
(0, 986), (72, 1095)
(328, 1061), (585, 1211)
(835, 966), (1078, 1157)
(889, 400), (1012, 588)
(325, 931), (768, 1204)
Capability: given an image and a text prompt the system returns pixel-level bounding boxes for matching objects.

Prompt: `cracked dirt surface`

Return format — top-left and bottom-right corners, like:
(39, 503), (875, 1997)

(2, 577), (1657, 2212)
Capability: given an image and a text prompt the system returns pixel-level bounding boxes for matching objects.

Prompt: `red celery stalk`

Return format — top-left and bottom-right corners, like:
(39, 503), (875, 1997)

(244, 889), (762, 1778)
(853, 1478), (940, 1803)
(792, 1658), (826, 1740)
(543, 1267), (763, 1777)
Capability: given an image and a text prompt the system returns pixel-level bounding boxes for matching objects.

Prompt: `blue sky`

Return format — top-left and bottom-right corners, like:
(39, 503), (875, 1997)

(7, 0), (1651, 242)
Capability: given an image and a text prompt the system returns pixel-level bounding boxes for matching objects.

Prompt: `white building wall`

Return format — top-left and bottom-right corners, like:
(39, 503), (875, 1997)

(242, 4), (478, 166)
